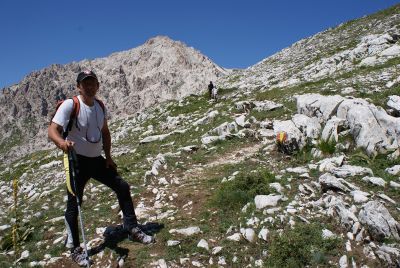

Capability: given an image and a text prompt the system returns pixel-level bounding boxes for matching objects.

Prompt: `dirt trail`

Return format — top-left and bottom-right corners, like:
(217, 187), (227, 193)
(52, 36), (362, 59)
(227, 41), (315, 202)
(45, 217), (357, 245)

(181, 142), (263, 181)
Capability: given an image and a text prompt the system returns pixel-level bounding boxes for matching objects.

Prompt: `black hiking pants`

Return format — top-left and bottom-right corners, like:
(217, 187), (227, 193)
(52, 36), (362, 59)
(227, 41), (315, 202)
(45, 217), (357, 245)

(64, 154), (138, 248)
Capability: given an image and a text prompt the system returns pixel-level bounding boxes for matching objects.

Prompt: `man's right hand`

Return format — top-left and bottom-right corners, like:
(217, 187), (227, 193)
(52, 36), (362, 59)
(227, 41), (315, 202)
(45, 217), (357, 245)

(59, 140), (75, 152)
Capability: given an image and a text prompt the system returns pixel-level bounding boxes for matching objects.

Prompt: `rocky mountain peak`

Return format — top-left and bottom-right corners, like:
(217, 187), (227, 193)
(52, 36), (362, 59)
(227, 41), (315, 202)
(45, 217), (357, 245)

(0, 36), (228, 161)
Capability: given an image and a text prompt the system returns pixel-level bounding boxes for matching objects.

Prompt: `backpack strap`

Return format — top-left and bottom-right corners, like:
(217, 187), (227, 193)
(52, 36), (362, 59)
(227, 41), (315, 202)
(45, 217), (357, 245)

(63, 96), (80, 139)
(95, 98), (106, 115)
(61, 96), (105, 139)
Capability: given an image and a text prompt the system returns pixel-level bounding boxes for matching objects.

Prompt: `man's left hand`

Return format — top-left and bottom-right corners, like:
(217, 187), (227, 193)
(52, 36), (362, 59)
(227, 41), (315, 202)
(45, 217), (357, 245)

(105, 157), (118, 170)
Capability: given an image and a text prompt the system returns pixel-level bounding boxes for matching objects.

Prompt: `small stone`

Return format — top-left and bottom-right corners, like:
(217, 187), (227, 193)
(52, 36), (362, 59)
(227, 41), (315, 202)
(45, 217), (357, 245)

(241, 228), (256, 243)
(227, 233), (241, 242)
(322, 229), (336, 239)
(339, 255), (348, 268)
(212, 246), (223, 255)
(167, 240), (180, 246)
(197, 239), (209, 251)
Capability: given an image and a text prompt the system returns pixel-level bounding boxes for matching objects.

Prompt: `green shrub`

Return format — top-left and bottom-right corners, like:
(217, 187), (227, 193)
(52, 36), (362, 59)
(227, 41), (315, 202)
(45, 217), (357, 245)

(318, 139), (337, 154)
(267, 223), (342, 267)
(211, 169), (275, 212)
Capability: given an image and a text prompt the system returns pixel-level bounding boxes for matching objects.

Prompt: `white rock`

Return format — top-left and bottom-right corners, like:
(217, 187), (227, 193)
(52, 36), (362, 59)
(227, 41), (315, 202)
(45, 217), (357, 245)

(291, 114), (321, 139)
(201, 135), (225, 145)
(46, 216), (64, 223)
(359, 201), (400, 241)
(385, 164), (400, 175)
(156, 259), (168, 268)
(212, 246), (223, 255)
(169, 226), (201, 236)
(226, 233), (241, 242)
(322, 229), (336, 239)
(361, 176), (386, 187)
(258, 228), (269, 241)
(319, 173), (350, 192)
(390, 181), (400, 188)
(140, 133), (171, 144)
(235, 115), (247, 127)
(158, 177), (169, 185)
(347, 232), (354, 240)
(318, 155), (345, 172)
(286, 167), (308, 174)
(331, 165), (373, 178)
(254, 194), (283, 209)
(16, 250), (29, 262)
(360, 56), (378, 66)
(180, 258), (190, 265)
(380, 45), (400, 57)
(346, 240), (352, 252)
(191, 261), (203, 267)
(53, 236), (64, 245)
(321, 116), (346, 142)
(167, 240), (180, 246)
(339, 255), (348, 268)
(197, 239), (209, 251)
(255, 259), (263, 267)
(240, 228), (256, 243)
(350, 190), (369, 203)
(0, 224), (11, 231)
(218, 256), (227, 265)
(378, 193), (396, 204)
(269, 182), (284, 193)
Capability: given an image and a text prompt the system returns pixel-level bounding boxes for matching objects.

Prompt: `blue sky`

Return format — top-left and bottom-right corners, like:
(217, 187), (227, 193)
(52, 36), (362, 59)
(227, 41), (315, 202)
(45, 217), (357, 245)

(0, 0), (399, 89)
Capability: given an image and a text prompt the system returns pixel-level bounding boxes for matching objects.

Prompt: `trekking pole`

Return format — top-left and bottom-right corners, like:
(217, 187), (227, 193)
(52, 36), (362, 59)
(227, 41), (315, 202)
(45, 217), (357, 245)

(68, 148), (90, 268)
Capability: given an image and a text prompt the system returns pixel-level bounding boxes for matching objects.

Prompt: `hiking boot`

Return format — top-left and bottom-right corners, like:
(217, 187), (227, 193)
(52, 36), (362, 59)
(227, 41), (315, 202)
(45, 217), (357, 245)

(128, 227), (155, 244)
(71, 247), (91, 267)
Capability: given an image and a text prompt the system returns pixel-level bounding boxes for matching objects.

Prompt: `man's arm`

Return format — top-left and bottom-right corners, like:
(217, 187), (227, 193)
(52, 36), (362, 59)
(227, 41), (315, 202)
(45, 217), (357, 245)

(48, 122), (74, 152)
(101, 118), (117, 169)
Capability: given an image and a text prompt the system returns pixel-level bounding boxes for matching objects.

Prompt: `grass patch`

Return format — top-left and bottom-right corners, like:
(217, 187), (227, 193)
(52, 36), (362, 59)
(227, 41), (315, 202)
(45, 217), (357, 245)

(210, 168), (275, 212)
(290, 144), (315, 166)
(348, 150), (400, 181)
(168, 94), (211, 117)
(318, 139), (337, 154)
(217, 87), (239, 96)
(267, 223), (342, 267)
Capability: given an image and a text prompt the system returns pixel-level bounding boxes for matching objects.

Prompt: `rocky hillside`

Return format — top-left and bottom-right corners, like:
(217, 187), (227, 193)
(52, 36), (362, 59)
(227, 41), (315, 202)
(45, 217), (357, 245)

(219, 5), (400, 92)
(0, 35), (228, 161)
(1, 4), (400, 268)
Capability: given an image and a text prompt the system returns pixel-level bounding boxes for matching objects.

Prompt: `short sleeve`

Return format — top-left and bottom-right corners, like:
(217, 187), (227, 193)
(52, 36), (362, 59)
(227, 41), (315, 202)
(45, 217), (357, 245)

(52, 99), (74, 129)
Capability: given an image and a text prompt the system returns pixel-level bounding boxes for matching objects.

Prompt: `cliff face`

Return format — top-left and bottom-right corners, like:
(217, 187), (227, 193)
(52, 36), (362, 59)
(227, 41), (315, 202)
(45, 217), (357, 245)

(0, 36), (228, 160)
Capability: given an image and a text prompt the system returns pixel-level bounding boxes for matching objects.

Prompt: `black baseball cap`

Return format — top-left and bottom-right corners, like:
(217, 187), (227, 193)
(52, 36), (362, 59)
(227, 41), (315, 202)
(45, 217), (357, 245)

(76, 70), (98, 83)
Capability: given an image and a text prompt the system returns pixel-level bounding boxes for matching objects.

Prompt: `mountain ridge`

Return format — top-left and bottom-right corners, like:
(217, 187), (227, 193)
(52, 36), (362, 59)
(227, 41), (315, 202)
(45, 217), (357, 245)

(0, 35), (228, 161)
(0, 5), (400, 267)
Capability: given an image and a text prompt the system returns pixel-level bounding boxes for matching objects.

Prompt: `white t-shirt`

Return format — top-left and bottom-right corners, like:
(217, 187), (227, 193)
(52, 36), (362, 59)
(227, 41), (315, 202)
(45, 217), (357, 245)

(52, 96), (106, 157)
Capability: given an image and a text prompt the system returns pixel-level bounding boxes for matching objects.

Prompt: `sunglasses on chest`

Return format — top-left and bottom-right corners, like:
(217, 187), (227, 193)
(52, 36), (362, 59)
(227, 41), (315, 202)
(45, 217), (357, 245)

(75, 105), (102, 144)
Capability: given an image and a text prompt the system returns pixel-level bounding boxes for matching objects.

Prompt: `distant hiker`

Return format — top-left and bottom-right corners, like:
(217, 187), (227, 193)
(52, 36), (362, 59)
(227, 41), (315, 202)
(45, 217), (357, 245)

(211, 86), (218, 101)
(208, 81), (214, 99)
(48, 70), (154, 266)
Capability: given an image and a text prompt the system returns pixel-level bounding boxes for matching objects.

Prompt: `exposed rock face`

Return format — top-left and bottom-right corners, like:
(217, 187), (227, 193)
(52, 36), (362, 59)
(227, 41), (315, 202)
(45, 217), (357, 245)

(0, 36), (228, 160)
(359, 201), (400, 241)
(296, 94), (400, 156)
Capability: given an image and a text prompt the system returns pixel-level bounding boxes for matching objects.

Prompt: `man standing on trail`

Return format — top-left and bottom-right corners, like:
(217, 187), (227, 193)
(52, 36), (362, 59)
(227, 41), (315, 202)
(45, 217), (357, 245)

(48, 70), (154, 266)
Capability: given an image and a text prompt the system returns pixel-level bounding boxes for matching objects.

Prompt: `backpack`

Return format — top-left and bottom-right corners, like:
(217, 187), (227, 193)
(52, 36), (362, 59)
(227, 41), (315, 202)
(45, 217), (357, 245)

(52, 96), (105, 139)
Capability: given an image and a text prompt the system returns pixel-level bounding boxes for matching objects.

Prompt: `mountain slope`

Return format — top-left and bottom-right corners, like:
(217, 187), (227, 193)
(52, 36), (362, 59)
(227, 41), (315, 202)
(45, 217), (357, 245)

(1, 4), (400, 268)
(219, 4), (400, 91)
(0, 35), (228, 160)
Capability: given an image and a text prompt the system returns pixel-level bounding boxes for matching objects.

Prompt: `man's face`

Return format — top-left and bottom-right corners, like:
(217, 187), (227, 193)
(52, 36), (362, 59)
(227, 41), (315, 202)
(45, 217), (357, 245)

(78, 77), (99, 97)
